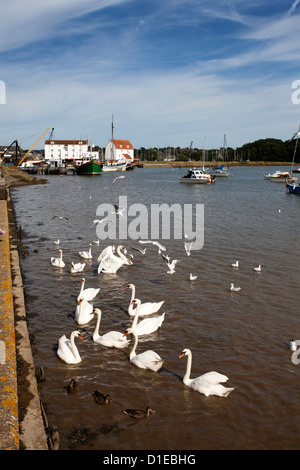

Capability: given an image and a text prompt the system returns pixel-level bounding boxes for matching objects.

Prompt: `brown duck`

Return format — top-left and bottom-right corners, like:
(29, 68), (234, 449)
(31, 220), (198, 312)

(122, 406), (155, 419)
(92, 390), (112, 405)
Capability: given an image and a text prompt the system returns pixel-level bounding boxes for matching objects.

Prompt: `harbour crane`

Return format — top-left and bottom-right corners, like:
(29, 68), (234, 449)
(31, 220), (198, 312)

(17, 127), (50, 167)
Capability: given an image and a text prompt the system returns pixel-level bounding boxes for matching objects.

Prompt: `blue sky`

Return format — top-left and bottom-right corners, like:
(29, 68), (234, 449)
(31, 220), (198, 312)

(0, 0), (299, 150)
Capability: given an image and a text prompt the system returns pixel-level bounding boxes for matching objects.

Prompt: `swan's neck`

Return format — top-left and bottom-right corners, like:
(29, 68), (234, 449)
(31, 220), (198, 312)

(129, 285), (135, 302)
(131, 301), (141, 330)
(117, 246), (127, 261)
(79, 280), (85, 298)
(129, 330), (138, 358)
(93, 313), (101, 340)
(60, 251), (63, 261)
(183, 352), (192, 384)
(70, 333), (80, 360)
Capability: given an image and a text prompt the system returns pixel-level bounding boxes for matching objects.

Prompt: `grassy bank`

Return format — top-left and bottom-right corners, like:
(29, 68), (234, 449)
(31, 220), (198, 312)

(0, 165), (47, 188)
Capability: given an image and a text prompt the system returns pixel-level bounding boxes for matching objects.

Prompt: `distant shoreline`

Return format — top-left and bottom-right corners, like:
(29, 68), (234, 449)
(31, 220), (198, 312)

(142, 160), (292, 168)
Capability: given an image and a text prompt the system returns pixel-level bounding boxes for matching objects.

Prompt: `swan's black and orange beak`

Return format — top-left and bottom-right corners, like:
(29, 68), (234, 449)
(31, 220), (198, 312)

(123, 331), (128, 337)
(179, 352), (185, 359)
(125, 285), (130, 289)
(78, 334), (83, 341)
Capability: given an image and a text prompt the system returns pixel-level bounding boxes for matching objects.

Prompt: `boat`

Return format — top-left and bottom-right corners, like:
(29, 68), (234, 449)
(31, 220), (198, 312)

(180, 167), (215, 184)
(102, 161), (127, 172)
(270, 171), (297, 183)
(286, 125), (300, 195)
(76, 160), (102, 175)
(264, 170), (283, 180)
(208, 135), (230, 177)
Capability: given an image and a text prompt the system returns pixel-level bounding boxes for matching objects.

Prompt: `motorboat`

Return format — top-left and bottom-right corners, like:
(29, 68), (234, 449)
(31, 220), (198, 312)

(180, 168), (215, 184)
(264, 170), (283, 180)
(270, 172), (297, 183)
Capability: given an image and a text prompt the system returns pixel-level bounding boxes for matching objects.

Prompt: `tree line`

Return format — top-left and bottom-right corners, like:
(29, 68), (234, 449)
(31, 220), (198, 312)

(134, 138), (299, 162)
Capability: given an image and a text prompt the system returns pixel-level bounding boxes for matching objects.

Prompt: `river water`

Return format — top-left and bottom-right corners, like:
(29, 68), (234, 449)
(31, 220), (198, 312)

(11, 166), (300, 450)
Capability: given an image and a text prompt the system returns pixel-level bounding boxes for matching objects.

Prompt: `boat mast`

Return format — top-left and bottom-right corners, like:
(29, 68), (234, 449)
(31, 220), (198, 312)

(291, 125), (300, 173)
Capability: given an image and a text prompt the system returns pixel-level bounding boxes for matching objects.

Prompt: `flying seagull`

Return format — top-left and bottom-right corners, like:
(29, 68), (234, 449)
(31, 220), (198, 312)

(139, 240), (166, 253)
(112, 205), (125, 218)
(112, 175), (125, 184)
(52, 215), (69, 221)
(166, 259), (180, 275)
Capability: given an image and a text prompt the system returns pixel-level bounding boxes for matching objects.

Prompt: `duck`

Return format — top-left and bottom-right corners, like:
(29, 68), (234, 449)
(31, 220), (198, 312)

(75, 298), (94, 325)
(179, 348), (234, 397)
(123, 327), (164, 371)
(70, 262), (86, 273)
(92, 390), (112, 405)
(66, 378), (78, 394)
(125, 284), (164, 317)
(130, 299), (165, 336)
(51, 249), (65, 268)
(76, 278), (100, 302)
(122, 406), (155, 419)
(91, 308), (130, 348)
(79, 244), (92, 259)
(57, 331), (83, 364)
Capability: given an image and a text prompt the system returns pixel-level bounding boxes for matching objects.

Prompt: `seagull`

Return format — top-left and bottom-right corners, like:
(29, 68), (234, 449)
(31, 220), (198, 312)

(231, 261), (239, 268)
(52, 215), (69, 221)
(93, 240), (100, 245)
(112, 175), (125, 184)
(190, 274), (198, 281)
(289, 339), (297, 351)
(254, 265), (261, 272)
(139, 240), (166, 253)
(91, 217), (112, 227)
(53, 239), (60, 245)
(132, 247), (147, 255)
(184, 240), (194, 256)
(161, 253), (171, 262)
(230, 283), (241, 292)
(167, 259), (180, 274)
(112, 205), (125, 218)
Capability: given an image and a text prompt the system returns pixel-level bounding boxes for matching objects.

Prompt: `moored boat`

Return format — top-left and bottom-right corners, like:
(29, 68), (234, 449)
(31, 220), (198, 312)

(209, 164), (230, 177)
(102, 161), (127, 172)
(270, 171), (296, 183)
(76, 160), (102, 175)
(264, 170), (283, 180)
(180, 168), (215, 184)
(286, 182), (300, 194)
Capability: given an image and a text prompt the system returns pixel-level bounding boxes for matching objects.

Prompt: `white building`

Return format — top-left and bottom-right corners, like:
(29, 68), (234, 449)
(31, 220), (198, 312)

(44, 139), (99, 167)
(104, 139), (134, 164)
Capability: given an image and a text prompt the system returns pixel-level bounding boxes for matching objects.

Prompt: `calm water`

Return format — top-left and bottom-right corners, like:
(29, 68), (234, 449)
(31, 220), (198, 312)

(11, 166), (300, 450)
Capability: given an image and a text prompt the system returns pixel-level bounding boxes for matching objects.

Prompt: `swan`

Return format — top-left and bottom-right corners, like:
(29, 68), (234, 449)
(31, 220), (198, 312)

(57, 330), (83, 364)
(98, 245), (128, 274)
(130, 299), (165, 336)
(75, 299), (94, 325)
(70, 262), (86, 273)
(122, 406), (155, 419)
(51, 249), (65, 268)
(179, 348), (235, 397)
(79, 244), (92, 259)
(97, 245), (115, 263)
(77, 277), (100, 302)
(124, 327), (164, 371)
(289, 339), (297, 351)
(91, 308), (130, 348)
(125, 284), (164, 317)
(230, 283), (241, 292)
(231, 261), (239, 268)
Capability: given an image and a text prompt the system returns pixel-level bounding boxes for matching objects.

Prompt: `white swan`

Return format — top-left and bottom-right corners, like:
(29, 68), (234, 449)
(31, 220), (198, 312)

(98, 245), (128, 274)
(97, 245), (115, 263)
(124, 327), (163, 371)
(70, 262), (86, 273)
(91, 308), (130, 348)
(51, 249), (65, 268)
(130, 299), (165, 336)
(77, 277), (100, 302)
(230, 283), (241, 292)
(179, 348), (234, 397)
(125, 284), (164, 317)
(75, 298), (94, 325)
(79, 244), (92, 259)
(57, 330), (83, 364)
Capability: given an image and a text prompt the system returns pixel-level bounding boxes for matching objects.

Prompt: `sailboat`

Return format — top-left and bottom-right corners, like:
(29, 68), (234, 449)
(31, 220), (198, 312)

(180, 137), (215, 184)
(209, 134), (230, 177)
(286, 125), (300, 195)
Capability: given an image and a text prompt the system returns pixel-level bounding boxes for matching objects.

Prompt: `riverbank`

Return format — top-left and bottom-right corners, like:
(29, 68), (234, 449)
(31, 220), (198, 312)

(0, 168), (51, 450)
(142, 160), (291, 167)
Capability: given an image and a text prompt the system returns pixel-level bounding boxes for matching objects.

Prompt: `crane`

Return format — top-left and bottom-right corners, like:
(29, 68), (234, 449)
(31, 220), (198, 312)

(17, 127), (50, 167)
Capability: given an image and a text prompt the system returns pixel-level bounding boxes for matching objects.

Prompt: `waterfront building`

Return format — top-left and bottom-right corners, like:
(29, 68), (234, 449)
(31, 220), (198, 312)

(44, 139), (99, 168)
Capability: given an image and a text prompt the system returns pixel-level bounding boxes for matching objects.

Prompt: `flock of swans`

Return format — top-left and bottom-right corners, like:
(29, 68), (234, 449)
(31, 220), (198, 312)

(53, 236), (237, 398)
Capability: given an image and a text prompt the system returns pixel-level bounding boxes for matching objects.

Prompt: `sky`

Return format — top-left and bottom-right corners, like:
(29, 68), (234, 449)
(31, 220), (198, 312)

(0, 0), (299, 150)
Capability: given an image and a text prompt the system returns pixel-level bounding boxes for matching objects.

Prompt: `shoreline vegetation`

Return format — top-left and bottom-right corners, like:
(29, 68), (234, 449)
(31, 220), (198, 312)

(0, 161), (293, 188)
